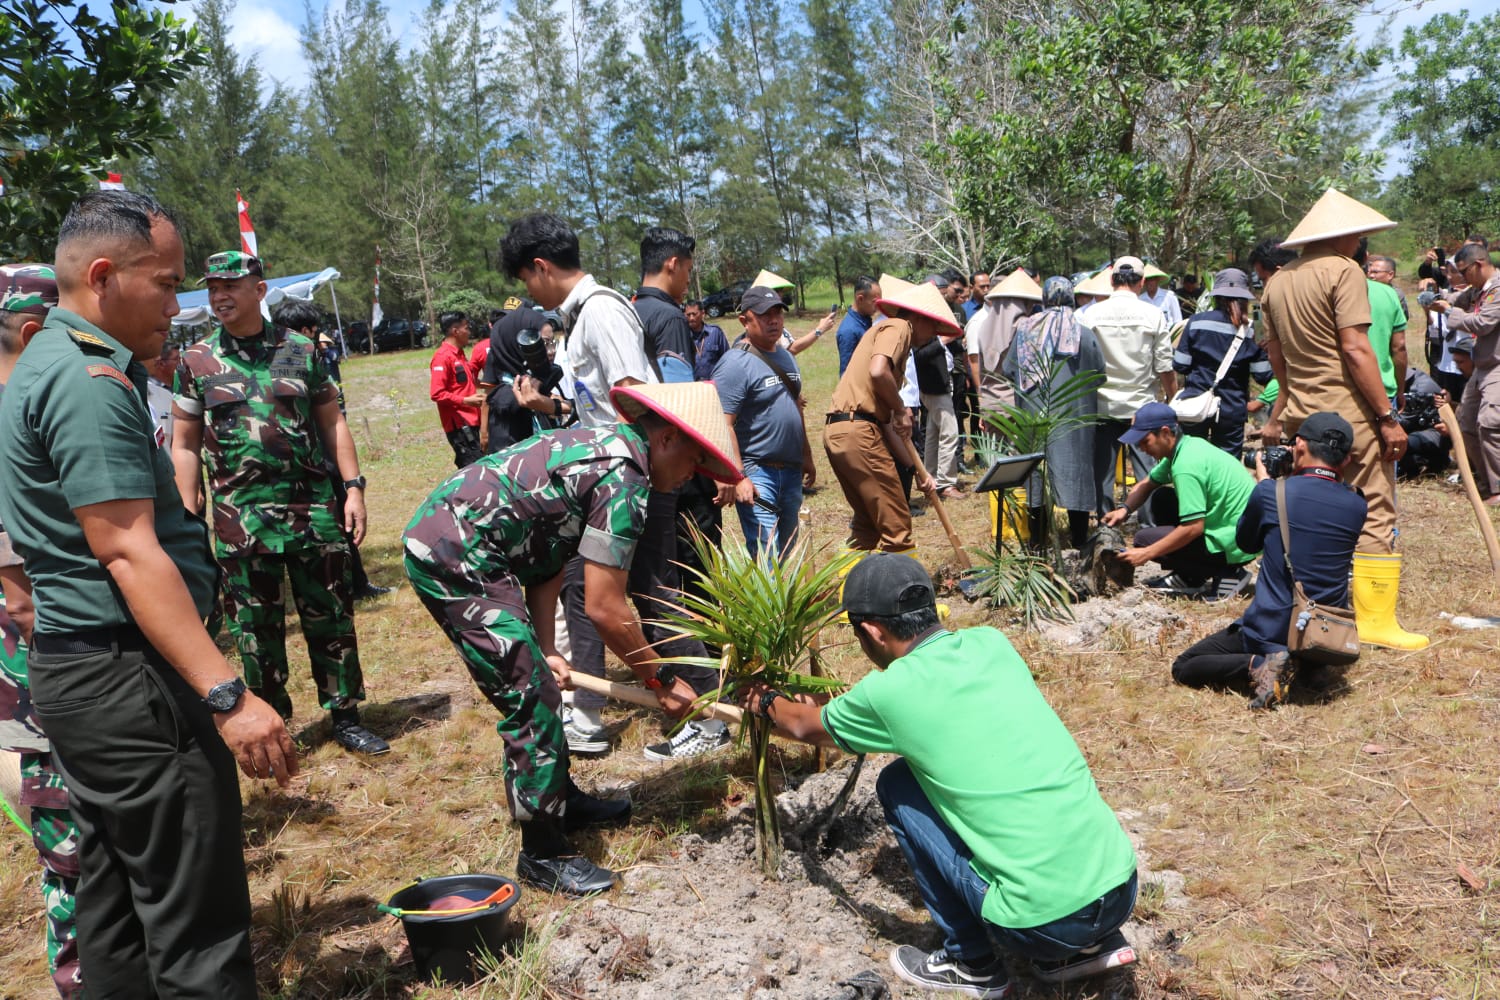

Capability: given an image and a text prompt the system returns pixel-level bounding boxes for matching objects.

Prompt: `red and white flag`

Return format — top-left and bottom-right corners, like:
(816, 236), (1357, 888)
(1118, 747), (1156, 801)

(0, 177), (6, 197)
(372, 244), (383, 329)
(98, 172), (125, 191)
(236, 189), (258, 258)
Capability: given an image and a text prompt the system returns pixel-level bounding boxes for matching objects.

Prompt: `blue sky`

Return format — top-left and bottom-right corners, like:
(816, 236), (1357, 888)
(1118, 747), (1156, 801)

(174, 0), (1472, 183)
(194, 0), (1472, 97)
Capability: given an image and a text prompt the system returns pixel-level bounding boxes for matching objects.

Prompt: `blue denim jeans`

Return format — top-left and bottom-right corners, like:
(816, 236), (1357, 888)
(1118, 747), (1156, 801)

(876, 758), (1138, 963)
(736, 461), (803, 561)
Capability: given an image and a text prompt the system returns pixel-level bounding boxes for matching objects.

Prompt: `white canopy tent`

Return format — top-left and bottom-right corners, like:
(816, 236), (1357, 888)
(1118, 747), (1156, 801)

(173, 268), (346, 349)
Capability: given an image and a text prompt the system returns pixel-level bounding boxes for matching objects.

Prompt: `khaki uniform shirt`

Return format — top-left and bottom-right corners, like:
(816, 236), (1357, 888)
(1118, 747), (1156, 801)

(829, 318), (912, 423)
(1259, 249), (1374, 426)
(1444, 272), (1500, 369)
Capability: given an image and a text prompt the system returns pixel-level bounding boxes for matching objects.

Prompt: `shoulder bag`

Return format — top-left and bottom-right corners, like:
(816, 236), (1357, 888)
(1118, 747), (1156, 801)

(1168, 322), (1248, 424)
(1275, 479), (1361, 666)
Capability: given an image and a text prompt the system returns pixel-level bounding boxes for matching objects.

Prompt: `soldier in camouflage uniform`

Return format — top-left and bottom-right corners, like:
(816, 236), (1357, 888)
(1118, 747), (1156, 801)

(172, 252), (388, 754)
(0, 264), (82, 999)
(403, 381), (741, 897)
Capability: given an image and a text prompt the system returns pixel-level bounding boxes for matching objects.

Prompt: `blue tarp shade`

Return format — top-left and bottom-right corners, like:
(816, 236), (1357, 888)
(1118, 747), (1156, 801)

(173, 268), (342, 327)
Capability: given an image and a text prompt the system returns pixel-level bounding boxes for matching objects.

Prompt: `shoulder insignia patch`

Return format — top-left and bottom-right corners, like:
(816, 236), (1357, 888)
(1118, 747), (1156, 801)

(68, 328), (112, 351)
(86, 364), (134, 391)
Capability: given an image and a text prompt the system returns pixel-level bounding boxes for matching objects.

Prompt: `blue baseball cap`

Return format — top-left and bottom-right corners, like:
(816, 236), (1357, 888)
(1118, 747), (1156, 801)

(1119, 402), (1179, 445)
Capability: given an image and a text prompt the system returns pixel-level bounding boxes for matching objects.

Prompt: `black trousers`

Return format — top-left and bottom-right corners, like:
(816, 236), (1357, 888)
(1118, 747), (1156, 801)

(1134, 525), (1241, 583)
(446, 424), (483, 468)
(562, 489), (716, 711)
(1172, 625), (1253, 687)
(29, 637), (256, 999)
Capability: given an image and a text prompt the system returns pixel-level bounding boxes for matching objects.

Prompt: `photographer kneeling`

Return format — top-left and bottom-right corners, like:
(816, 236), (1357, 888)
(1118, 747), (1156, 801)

(1397, 366), (1451, 479)
(1101, 403), (1257, 599)
(1172, 413), (1367, 709)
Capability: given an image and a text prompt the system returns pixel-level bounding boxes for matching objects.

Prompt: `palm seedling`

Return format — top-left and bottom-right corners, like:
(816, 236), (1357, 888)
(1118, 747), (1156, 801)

(969, 363), (1103, 621)
(655, 530), (858, 878)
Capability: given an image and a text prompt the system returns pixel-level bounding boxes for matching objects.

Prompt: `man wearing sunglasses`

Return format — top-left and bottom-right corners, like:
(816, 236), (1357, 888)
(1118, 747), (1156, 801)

(1427, 243), (1500, 502)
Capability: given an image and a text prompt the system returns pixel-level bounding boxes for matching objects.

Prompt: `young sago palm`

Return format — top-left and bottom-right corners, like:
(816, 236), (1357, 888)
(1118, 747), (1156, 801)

(656, 529), (858, 877)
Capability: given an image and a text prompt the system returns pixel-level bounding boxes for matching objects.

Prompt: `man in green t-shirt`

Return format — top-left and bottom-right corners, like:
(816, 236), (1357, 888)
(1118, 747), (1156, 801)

(748, 554), (1138, 996)
(1103, 402), (1257, 598)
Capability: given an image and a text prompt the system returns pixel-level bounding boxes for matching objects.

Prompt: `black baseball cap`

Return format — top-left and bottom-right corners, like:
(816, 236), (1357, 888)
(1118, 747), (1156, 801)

(739, 285), (786, 315)
(1294, 411), (1353, 460)
(842, 553), (936, 619)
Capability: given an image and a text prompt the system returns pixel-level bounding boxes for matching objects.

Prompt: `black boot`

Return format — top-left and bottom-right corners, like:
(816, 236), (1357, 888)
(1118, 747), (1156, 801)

(517, 817), (617, 897)
(330, 707), (390, 755)
(562, 778), (631, 832)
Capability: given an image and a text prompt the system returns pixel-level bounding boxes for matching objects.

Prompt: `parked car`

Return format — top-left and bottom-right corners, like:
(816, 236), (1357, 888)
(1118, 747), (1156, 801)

(701, 280), (793, 317)
(346, 318), (429, 353)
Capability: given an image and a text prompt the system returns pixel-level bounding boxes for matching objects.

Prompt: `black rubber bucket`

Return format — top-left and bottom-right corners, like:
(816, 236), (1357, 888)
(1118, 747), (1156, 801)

(384, 874), (520, 984)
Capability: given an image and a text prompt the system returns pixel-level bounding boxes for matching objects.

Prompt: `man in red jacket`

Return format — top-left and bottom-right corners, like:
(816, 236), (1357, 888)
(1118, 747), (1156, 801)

(429, 310), (485, 467)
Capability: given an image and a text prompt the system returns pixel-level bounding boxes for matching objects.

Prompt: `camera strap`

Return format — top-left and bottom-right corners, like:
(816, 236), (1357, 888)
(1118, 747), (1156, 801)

(735, 341), (802, 399)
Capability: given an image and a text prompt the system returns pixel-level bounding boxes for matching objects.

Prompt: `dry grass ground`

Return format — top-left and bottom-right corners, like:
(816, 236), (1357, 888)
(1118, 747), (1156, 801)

(3, 315), (1499, 998)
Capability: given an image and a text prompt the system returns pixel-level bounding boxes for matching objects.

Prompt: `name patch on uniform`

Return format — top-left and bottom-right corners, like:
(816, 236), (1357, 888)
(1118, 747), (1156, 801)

(86, 364), (134, 390)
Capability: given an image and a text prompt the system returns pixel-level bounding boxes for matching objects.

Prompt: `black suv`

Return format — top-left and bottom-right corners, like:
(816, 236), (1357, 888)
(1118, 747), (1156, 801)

(346, 318), (428, 353)
(701, 280), (793, 317)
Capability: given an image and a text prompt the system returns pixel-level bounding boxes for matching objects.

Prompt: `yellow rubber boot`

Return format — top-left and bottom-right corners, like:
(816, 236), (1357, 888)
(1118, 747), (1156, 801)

(1350, 552), (1429, 650)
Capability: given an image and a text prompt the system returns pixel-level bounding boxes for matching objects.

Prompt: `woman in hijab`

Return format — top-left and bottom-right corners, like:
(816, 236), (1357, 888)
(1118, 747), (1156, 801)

(1171, 267), (1272, 455)
(1003, 276), (1106, 548)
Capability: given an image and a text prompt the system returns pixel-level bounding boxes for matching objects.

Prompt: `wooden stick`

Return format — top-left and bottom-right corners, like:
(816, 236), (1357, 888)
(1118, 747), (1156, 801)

(1437, 400), (1500, 579)
(897, 434), (972, 569)
(568, 672), (744, 725)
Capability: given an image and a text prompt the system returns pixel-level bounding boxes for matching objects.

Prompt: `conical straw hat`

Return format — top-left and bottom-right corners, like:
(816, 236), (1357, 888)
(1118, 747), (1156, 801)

(753, 269), (795, 290)
(1280, 188), (1396, 249)
(1142, 262), (1169, 281)
(985, 269), (1043, 302)
(878, 273), (915, 293)
(1074, 268), (1114, 298)
(609, 382), (743, 483)
(875, 280), (962, 336)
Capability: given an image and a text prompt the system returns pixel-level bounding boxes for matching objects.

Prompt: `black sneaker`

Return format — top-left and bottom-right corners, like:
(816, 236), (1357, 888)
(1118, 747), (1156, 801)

(1202, 568), (1254, 603)
(1033, 930), (1137, 983)
(331, 719), (390, 755)
(1145, 572), (1210, 598)
(888, 946), (1010, 998)
(643, 719), (731, 761)
(562, 785), (631, 832)
(354, 583), (393, 601)
(516, 852), (617, 897)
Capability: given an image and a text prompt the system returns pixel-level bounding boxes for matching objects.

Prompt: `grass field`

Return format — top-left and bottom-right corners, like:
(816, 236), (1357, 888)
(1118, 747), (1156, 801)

(3, 313), (1500, 998)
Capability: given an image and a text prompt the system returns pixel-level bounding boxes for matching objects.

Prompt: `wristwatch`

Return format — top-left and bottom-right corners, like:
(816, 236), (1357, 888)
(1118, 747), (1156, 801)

(343, 475), (367, 490)
(758, 689), (788, 717)
(204, 677), (247, 713)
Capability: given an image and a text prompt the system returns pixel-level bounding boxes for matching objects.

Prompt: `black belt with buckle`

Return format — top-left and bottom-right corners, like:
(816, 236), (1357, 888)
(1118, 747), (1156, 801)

(32, 624), (149, 655)
(825, 411), (879, 425)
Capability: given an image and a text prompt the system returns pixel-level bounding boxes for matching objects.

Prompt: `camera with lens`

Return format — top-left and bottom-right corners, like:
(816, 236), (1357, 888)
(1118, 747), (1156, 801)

(1242, 444), (1293, 478)
(1399, 391), (1441, 434)
(516, 327), (563, 395)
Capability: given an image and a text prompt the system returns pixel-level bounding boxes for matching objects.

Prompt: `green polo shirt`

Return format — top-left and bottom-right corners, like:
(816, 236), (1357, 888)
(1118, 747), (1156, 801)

(821, 628), (1137, 929)
(1366, 279), (1404, 399)
(1148, 433), (1256, 564)
(0, 308), (218, 632)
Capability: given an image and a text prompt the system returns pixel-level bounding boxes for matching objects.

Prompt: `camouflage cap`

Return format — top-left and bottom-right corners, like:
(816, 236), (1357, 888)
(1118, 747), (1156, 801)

(203, 251), (264, 281)
(0, 263), (58, 316)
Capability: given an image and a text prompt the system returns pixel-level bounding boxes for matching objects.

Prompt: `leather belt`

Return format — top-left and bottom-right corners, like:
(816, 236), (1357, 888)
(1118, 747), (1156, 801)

(825, 411), (879, 425)
(32, 624), (149, 655)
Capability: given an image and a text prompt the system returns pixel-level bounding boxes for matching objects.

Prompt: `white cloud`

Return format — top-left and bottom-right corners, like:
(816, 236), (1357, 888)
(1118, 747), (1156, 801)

(230, 5), (310, 94)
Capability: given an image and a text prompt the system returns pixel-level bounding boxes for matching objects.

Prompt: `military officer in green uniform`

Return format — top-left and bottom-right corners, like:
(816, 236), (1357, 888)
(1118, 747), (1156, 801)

(0, 262), (83, 998)
(0, 191), (296, 999)
(172, 251), (387, 754)
(402, 381), (742, 897)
